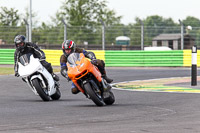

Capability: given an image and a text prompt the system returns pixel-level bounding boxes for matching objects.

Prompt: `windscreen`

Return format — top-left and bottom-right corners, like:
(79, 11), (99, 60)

(19, 53), (32, 66)
(67, 53), (81, 66)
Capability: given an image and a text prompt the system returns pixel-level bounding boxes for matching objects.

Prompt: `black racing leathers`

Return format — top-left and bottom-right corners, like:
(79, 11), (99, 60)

(14, 42), (52, 74)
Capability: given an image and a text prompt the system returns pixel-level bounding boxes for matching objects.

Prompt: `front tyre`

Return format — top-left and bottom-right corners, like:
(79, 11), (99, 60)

(84, 82), (104, 106)
(103, 91), (115, 105)
(51, 88), (61, 100)
(32, 78), (50, 101)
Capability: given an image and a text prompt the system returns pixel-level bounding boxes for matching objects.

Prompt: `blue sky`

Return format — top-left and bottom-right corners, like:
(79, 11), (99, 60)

(0, 0), (200, 25)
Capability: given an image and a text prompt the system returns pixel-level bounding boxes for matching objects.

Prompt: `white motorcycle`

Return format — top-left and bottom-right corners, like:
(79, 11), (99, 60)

(18, 53), (61, 101)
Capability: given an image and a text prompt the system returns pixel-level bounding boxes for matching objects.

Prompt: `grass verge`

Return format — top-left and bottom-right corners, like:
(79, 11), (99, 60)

(0, 67), (14, 75)
(0, 67), (60, 75)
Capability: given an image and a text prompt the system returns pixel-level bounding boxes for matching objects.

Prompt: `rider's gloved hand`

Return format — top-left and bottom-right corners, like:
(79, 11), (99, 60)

(91, 59), (97, 65)
(85, 51), (96, 60)
(39, 59), (46, 64)
(15, 71), (20, 77)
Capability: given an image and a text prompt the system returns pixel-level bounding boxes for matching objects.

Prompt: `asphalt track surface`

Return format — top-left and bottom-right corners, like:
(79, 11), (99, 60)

(1, 67), (200, 133)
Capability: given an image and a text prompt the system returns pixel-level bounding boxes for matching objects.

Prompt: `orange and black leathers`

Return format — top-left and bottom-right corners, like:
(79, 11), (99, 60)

(60, 47), (106, 78)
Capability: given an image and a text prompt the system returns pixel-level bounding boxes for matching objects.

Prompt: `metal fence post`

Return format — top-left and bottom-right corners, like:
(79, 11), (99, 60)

(139, 20), (144, 50)
(61, 18), (67, 41)
(100, 20), (105, 50)
(29, 0), (32, 42)
(179, 19), (184, 50)
(23, 19), (29, 42)
(191, 45), (197, 86)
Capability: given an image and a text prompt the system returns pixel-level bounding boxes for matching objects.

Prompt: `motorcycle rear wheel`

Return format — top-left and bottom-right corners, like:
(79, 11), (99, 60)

(84, 82), (104, 106)
(32, 78), (51, 101)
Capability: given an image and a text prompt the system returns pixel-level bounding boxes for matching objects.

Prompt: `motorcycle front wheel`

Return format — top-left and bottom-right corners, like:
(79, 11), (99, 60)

(84, 82), (104, 106)
(103, 91), (115, 105)
(32, 78), (51, 101)
(51, 88), (61, 100)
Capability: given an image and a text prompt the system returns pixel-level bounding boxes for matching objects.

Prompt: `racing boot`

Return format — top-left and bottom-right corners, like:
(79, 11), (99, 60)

(71, 83), (80, 94)
(71, 87), (80, 94)
(100, 69), (113, 83)
(52, 73), (59, 81)
(102, 74), (113, 83)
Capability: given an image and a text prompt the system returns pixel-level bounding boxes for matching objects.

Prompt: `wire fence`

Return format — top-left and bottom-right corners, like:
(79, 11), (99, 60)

(0, 25), (200, 50)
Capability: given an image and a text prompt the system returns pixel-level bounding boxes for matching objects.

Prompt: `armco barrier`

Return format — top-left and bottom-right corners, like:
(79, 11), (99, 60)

(183, 50), (200, 67)
(0, 49), (15, 64)
(105, 50), (183, 67)
(0, 49), (196, 67)
(0, 49), (105, 66)
(43, 50), (105, 66)
(43, 50), (63, 66)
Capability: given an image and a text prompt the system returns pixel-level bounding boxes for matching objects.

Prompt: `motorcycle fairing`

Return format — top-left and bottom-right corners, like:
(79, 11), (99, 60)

(18, 54), (56, 96)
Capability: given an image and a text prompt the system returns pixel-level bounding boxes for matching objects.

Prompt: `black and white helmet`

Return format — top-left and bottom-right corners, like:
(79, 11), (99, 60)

(14, 35), (26, 52)
(62, 40), (76, 56)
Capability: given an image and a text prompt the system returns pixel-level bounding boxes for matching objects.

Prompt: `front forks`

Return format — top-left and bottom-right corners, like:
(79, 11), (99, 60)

(101, 78), (111, 92)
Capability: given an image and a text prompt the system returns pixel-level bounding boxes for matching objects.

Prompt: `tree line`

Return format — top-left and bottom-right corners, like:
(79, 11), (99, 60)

(1, 0), (200, 46)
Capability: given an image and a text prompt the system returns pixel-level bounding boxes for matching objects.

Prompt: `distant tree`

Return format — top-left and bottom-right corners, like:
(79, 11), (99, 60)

(0, 7), (24, 44)
(52, 0), (122, 45)
(128, 15), (179, 46)
(195, 29), (200, 45)
(34, 23), (63, 45)
(0, 7), (19, 26)
(144, 15), (178, 36)
(105, 24), (129, 45)
(182, 16), (200, 27)
(182, 16), (200, 45)
(21, 7), (39, 27)
(55, 0), (121, 26)
(128, 17), (142, 46)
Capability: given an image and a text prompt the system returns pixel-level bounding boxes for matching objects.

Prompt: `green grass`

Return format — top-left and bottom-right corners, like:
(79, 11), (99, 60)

(0, 67), (60, 75)
(0, 67), (14, 75)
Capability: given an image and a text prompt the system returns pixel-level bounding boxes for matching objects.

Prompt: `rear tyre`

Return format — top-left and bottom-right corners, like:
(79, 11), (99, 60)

(32, 78), (50, 101)
(84, 82), (104, 106)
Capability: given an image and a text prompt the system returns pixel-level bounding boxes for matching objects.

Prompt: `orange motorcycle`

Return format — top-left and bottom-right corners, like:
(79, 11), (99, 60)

(67, 52), (115, 106)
